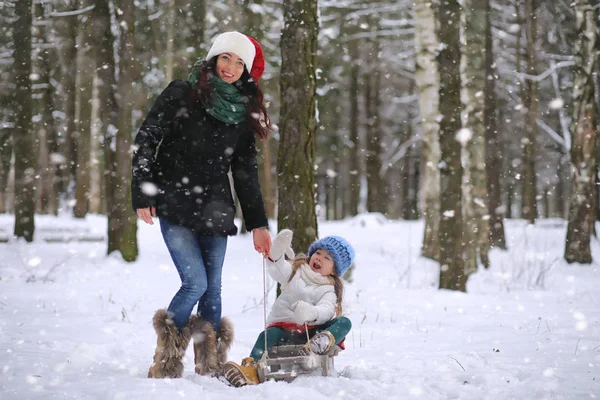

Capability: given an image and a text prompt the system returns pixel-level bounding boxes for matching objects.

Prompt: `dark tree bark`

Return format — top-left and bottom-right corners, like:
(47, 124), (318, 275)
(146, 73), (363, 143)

(402, 143), (420, 221)
(365, 34), (384, 213)
(347, 39), (360, 217)
(0, 130), (11, 213)
(243, 0), (274, 219)
(521, 0), (538, 223)
(565, 0), (598, 264)
(436, 0), (465, 291)
(73, 0), (94, 218)
(104, 0), (138, 261)
(91, 0), (117, 219)
(13, 0), (36, 241)
(461, 0), (491, 273)
(277, 0), (319, 251)
(55, 0), (79, 201)
(484, 0), (506, 249)
(414, 0), (441, 261)
(34, 2), (59, 216)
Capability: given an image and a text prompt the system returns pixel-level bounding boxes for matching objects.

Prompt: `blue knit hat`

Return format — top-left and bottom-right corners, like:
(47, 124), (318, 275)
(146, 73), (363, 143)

(308, 236), (355, 277)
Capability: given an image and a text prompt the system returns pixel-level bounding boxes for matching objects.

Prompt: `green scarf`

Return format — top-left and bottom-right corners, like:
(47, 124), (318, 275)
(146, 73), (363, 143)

(187, 59), (247, 124)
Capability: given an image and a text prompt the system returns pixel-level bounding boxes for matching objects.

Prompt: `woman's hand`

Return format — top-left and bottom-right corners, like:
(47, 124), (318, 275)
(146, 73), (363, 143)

(252, 227), (272, 257)
(136, 207), (156, 225)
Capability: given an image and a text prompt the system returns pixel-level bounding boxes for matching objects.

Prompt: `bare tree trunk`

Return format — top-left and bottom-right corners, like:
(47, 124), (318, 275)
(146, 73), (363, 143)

(277, 0), (319, 251)
(347, 39), (360, 217)
(365, 33), (384, 213)
(13, 0), (36, 241)
(506, 181), (514, 218)
(556, 158), (567, 218)
(484, 0), (506, 249)
(414, 0), (441, 261)
(108, 0), (139, 261)
(0, 130), (11, 213)
(461, 0), (491, 272)
(542, 187), (550, 218)
(522, 0), (538, 223)
(401, 139), (411, 220)
(243, 0), (273, 219)
(189, 0), (206, 48)
(56, 1), (79, 204)
(243, 0), (263, 40)
(165, 0), (175, 82)
(73, 0), (94, 218)
(402, 142), (420, 220)
(565, 0), (598, 264)
(34, 2), (59, 215)
(512, 1), (523, 220)
(436, 0), (465, 291)
(91, 0), (117, 220)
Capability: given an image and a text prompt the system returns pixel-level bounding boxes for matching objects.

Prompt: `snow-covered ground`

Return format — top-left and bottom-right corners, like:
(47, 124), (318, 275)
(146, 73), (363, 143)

(0, 213), (598, 399)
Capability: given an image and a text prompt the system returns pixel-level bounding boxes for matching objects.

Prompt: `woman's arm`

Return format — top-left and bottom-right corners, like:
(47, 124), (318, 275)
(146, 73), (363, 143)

(131, 80), (190, 211)
(231, 128), (269, 231)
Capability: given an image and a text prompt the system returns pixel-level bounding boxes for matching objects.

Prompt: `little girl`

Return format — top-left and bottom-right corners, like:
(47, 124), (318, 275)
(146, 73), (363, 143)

(223, 230), (355, 386)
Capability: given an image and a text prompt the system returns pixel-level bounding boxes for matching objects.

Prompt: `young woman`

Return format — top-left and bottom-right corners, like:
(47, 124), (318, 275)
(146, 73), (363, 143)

(223, 230), (355, 387)
(132, 31), (272, 379)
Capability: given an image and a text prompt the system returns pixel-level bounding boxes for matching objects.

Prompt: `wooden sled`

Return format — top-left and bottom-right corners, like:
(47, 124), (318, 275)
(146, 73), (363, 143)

(257, 344), (341, 383)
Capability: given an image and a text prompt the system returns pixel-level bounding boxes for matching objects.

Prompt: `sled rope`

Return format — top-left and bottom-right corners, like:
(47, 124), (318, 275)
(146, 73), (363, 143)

(262, 257), (269, 360)
(271, 257), (311, 342)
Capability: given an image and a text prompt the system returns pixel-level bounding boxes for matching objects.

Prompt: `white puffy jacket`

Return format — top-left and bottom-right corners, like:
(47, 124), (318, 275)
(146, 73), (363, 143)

(266, 257), (337, 326)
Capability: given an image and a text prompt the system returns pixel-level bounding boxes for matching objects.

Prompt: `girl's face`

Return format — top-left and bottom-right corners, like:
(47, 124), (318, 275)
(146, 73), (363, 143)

(215, 53), (245, 84)
(309, 248), (335, 277)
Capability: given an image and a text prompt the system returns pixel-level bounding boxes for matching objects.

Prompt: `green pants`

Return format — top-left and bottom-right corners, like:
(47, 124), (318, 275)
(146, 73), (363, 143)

(249, 316), (351, 361)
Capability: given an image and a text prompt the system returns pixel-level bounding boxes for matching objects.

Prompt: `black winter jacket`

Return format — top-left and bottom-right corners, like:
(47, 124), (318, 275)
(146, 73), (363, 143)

(131, 80), (268, 235)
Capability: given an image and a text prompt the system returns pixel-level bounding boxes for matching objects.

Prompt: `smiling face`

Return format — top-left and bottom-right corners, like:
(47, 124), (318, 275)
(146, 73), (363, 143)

(215, 53), (245, 84)
(308, 248), (335, 277)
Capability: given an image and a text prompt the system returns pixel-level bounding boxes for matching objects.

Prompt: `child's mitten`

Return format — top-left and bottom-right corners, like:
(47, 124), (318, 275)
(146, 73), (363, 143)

(292, 300), (318, 325)
(269, 229), (295, 261)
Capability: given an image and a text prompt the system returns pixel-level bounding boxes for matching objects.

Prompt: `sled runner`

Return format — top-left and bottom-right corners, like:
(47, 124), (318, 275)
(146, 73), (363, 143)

(257, 344), (340, 383)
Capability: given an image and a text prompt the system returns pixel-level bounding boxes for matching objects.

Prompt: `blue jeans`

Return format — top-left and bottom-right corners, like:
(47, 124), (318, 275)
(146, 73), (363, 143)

(159, 217), (228, 331)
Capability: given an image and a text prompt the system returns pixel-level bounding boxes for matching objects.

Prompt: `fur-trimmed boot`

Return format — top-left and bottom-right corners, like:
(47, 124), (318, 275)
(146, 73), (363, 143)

(147, 309), (193, 379)
(190, 317), (234, 376)
(216, 317), (234, 369)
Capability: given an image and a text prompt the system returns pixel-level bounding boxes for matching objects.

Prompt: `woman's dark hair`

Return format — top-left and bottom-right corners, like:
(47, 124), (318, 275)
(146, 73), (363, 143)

(190, 57), (270, 140)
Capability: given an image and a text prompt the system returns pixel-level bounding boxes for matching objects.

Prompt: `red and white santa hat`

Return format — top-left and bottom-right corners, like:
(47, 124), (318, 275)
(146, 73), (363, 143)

(206, 31), (265, 83)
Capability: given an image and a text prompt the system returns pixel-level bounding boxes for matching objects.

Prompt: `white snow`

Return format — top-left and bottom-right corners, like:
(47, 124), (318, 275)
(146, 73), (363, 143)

(455, 128), (472, 146)
(0, 214), (599, 399)
(141, 182), (158, 197)
(549, 98), (565, 110)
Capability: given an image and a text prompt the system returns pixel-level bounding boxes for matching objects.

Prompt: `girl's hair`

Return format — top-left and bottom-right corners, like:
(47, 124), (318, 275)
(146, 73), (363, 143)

(189, 57), (270, 140)
(289, 253), (344, 317)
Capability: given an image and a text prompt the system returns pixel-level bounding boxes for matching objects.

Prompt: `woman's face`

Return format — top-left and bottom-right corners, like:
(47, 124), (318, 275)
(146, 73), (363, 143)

(215, 53), (245, 84)
(308, 248), (335, 277)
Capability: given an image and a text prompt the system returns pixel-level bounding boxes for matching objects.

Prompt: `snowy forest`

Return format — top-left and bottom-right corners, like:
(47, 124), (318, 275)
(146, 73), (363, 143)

(1, 0), (599, 293)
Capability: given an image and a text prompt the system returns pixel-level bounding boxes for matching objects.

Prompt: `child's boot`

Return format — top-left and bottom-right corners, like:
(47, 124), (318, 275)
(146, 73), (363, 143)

(147, 309), (193, 379)
(299, 331), (335, 356)
(223, 357), (260, 387)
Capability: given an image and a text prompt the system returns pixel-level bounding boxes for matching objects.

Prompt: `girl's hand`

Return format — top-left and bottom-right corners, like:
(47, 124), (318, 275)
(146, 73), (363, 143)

(292, 301), (318, 325)
(270, 229), (295, 261)
(136, 207), (156, 225)
(252, 227), (272, 257)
